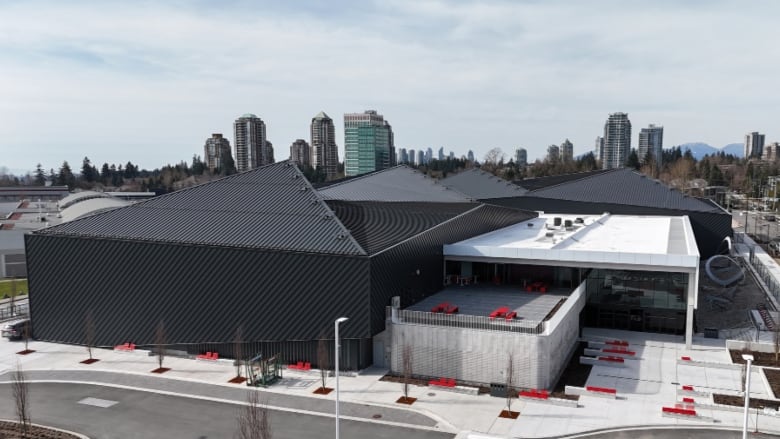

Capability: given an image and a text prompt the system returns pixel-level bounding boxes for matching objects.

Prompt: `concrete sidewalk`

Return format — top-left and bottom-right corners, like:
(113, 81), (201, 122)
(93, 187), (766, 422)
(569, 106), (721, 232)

(4, 329), (780, 438)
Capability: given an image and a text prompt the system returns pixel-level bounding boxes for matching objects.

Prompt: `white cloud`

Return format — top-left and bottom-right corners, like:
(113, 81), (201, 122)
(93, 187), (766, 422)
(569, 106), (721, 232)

(1, 0), (779, 172)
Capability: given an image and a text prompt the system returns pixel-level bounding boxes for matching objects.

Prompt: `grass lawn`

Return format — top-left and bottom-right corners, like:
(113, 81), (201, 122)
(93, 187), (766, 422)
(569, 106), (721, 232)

(0, 279), (28, 299)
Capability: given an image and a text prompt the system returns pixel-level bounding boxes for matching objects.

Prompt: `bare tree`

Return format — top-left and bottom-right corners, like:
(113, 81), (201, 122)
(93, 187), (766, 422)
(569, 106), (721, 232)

(10, 276), (16, 313)
(234, 325), (244, 379)
(402, 344), (413, 400)
(505, 352), (515, 413)
(14, 361), (30, 437)
(155, 320), (166, 370)
(317, 336), (330, 391)
(85, 309), (96, 361)
(22, 319), (31, 353)
(237, 390), (271, 439)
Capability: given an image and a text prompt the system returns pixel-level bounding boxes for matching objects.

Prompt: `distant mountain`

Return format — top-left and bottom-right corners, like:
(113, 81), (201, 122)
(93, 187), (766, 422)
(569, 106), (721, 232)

(674, 142), (744, 159)
(721, 143), (743, 158)
(677, 143), (718, 160)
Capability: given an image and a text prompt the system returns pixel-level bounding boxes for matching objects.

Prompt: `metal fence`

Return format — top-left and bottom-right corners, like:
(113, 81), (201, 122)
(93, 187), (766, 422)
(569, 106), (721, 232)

(748, 250), (780, 306)
(386, 307), (545, 335)
(0, 303), (29, 322)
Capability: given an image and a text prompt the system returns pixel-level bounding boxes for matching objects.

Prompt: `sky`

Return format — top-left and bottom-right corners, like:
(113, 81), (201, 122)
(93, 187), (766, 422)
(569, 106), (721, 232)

(1, 0), (779, 175)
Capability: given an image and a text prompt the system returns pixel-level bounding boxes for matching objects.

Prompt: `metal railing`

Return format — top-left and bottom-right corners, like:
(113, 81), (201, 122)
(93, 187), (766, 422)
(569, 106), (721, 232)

(0, 303), (29, 322)
(748, 250), (780, 305)
(387, 307), (545, 335)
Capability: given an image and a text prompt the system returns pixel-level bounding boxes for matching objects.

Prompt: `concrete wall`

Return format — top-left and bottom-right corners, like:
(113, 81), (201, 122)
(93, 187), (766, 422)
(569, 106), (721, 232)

(389, 282), (586, 389)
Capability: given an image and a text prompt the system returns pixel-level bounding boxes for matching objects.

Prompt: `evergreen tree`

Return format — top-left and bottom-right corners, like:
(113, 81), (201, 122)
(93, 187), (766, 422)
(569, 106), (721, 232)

(625, 150), (640, 170)
(100, 163), (111, 185)
(81, 157), (97, 183)
(34, 163), (46, 186)
(56, 161), (76, 189)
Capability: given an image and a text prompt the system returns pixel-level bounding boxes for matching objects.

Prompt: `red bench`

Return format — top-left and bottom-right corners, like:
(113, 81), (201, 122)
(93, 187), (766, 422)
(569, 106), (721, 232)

(598, 356), (624, 363)
(289, 361), (311, 371)
(682, 385), (694, 391)
(429, 377), (456, 388)
(585, 386), (617, 395)
(681, 356), (692, 361)
(682, 397), (695, 403)
(519, 389), (549, 399)
(662, 406), (696, 416)
(489, 306), (509, 319)
(114, 342), (136, 351)
(197, 352), (219, 361)
(603, 348), (635, 355)
(605, 339), (629, 346)
(431, 302), (450, 313)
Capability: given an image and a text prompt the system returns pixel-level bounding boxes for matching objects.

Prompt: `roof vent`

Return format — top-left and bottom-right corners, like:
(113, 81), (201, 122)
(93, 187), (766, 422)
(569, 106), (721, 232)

(336, 233), (347, 240)
(545, 231), (554, 238)
(527, 222), (534, 228)
(322, 214), (333, 220)
(574, 217), (584, 224)
(299, 186), (308, 192)
(292, 174), (300, 179)
(311, 199), (319, 205)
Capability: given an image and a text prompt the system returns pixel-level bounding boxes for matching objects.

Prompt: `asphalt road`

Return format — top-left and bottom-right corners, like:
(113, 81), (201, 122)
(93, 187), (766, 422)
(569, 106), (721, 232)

(0, 383), (454, 439)
(572, 427), (779, 438)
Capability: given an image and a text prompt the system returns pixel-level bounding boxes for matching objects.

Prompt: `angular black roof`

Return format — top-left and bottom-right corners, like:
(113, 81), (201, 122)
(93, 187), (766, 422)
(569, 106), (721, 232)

(513, 169), (612, 192)
(526, 168), (724, 213)
(35, 161), (367, 256)
(440, 168), (527, 199)
(318, 166), (473, 202)
(327, 201), (480, 254)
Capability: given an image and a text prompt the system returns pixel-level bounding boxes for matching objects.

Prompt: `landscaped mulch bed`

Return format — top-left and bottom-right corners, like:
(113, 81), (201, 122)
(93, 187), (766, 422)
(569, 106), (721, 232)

(498, 409), (519, 419)
(713, 393), (780, 410)
(151, 367), (170, 374)
(313, 386), (333, 395)
(395, 396), (416, 404)
(728, 350), (780, 399)
(379, 374), (430, 387)
(729, 349), (780, 368)
(0, 421), (80, 439)
(80, 358), (99, 364)
(228, 376), (247, 384)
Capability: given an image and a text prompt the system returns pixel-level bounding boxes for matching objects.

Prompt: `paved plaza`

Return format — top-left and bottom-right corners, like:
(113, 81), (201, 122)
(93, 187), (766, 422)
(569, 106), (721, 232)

(3, 327), (780, 438)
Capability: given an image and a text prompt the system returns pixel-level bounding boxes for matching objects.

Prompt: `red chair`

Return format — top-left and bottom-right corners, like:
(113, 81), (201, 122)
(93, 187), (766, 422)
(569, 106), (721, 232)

(505, 311), (517, 320)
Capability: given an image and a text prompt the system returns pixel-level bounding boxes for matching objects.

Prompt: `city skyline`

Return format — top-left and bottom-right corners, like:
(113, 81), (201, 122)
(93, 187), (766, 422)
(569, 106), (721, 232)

(2, 1), (779, 173)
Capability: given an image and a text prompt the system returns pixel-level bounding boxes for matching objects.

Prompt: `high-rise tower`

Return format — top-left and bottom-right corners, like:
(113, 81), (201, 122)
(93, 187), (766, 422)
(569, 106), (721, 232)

(344, 110), (394, 177)
(310, 112), (339, 180)
(602, 113), (632, 169)
(745, 132), (766, 159)
(289, 139), (311, 168)
(560, 139), (574, 161)
(203, 133), (233, 173)
(638, 124), (664, 168)
(233, 114), (272, 172)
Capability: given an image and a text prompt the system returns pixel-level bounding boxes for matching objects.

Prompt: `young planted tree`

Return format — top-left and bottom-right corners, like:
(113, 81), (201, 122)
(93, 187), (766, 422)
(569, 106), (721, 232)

(154, 320), (168, 372)
(14, 361), (30, 436)
(20, 319), (33, 354)
(237, 390), (271, 439)
(399, 344), (415, 404)
(234, 325), (244, 380)
(84, 309), (97, 363)
(315, 335), (332, 394)
(502, 353), (518, 418)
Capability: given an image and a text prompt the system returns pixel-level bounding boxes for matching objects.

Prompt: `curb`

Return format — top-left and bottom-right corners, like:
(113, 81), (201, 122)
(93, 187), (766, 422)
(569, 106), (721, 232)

(0, 418), (90, 439)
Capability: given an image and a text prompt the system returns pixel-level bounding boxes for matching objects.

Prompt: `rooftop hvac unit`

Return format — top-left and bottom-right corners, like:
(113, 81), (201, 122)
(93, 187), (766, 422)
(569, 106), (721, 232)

(554, 217), (562, 226)
(575, 217), (584, 224)
(564, 220), (573, 229)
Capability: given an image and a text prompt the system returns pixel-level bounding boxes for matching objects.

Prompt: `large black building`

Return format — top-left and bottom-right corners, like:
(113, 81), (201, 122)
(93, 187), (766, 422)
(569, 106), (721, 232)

(25, 162), (534, 370)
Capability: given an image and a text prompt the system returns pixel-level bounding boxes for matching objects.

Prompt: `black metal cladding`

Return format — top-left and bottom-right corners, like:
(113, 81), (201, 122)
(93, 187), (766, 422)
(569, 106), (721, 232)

(327, 201), (480, 254)
(367, 204), (537, 335)
(25, 234), (371, 356)
(484, 197), (731, 258)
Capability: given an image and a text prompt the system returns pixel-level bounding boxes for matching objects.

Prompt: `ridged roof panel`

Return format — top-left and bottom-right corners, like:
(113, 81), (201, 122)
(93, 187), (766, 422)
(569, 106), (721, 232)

(514, 169), (612, 191)
(36, 162), (366, 255)
(527, 168), (722, 213)
(319, 166), (472, 202)
(327, 201), (480, 254)
(440, 168), (527, 199)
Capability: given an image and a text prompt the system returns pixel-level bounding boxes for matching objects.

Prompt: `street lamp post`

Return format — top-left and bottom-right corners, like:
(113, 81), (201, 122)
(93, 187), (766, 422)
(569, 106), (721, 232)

(335, 317), (349, 439)
(743, 354), (754, 439)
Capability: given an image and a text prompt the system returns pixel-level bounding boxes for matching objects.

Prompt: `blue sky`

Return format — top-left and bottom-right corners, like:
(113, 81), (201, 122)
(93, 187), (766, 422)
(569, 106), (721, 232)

(1, 0), (779, 174)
